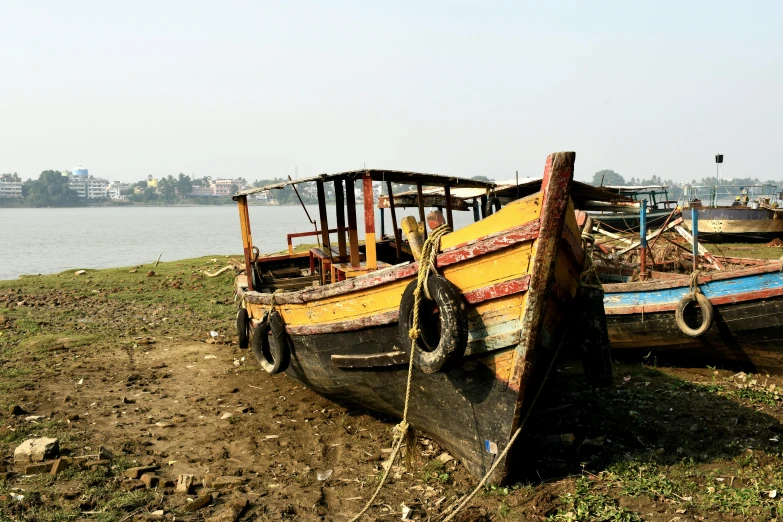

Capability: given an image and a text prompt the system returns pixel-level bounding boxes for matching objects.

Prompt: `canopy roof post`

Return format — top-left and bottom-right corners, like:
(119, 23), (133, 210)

(444, 185), (454, 229)
(386, 181), (402, 261)
(316, 180), (332, 263)
(237, 195), (254, 292)
(333, 180), (347, 259)
(346, 179), (361, 267)
(363, 173), (377, 269)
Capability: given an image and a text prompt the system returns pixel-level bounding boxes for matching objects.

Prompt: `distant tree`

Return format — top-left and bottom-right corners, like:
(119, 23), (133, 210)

(176, 173), (193, 195)
(591, 169), (625, 186)
(230, 184), (239, 196)
(158, 176), (177, 203)
(471, 175), (492, 182)
(24, 170), (82, 207)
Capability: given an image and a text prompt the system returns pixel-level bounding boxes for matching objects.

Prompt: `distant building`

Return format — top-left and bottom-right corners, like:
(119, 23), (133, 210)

(107, 181), (128, 200)
(0, 173), (22, 198)
(73, 166), (88, 177)
(68, 174), (110, 199)
(189, 177), (247, 197)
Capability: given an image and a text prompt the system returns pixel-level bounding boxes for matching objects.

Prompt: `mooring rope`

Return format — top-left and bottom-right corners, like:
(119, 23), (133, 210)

(688, 270), (702, 294)
(348, 223), (452, 522)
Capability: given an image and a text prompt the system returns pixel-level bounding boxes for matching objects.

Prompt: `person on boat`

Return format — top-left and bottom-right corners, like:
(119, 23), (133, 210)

(731, 196), (742, 207)
(741, 187), (749, 205)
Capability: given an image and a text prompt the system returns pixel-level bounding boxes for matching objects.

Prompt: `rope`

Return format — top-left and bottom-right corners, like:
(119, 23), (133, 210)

(579, 227), (603, 290)
(689, 270), (702, 294)
(348, 223), (451, 522)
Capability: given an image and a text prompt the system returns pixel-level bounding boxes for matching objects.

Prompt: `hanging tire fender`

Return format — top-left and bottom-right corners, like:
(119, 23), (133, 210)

(236, 308), (250, 349)
(398, 274), (469, 374)
(674, 292), (714, 337)
(252, 310), (291, 374)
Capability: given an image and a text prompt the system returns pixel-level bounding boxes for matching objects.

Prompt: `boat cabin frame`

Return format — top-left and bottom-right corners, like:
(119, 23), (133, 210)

(233, 170), (496, 292)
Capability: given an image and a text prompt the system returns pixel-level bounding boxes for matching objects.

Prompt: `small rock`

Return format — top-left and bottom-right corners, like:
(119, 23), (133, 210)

(122, 396), (136, 404)
(220, 413), (233, 420)
(436, 452), (454, 464)
(155, 422), (173, 428)
(212, 476), (248, 490)
(140, 473), (159, 488)
(182, 493), (213, 512)
(122, 480), (146, 491)
(124, 465), (159, 479)
(50, 457), (72, 475)
(22, 462), (54, 474)
(9, 405), (27, 416)
(74, 270), (87, 276)
(14, 437), (59, 463)
(146, 270), (155, 277)
(177, 474), (195, 494)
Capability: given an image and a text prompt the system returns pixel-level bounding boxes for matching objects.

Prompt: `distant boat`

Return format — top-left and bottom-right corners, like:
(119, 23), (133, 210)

(586, 185), (676, 232)
(681, 184), (783, 241)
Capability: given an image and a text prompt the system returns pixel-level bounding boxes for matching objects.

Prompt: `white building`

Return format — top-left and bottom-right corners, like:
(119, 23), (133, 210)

(0, 174), (23, 198)
(69, 175), (110, 199)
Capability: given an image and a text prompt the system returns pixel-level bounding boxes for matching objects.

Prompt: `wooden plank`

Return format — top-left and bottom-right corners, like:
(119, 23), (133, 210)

(674, 225), (724, 270)
(462, 276), (530, 304)
(386, 181), (402, 262)
(331, 351), (409, 369)
(444, 185), (454, 229)
(316, 180), (331, 259)
(346, 178), (360, 267)
(417, 182), (427, 239)
(237, 195), (254, 292)
(440, 195), (542, 250)
(334, 180), (347, 258)
(363, 173), (377, 269)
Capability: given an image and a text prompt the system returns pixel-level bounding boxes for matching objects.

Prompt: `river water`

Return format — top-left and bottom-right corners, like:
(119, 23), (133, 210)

(0, 205), (475, 281)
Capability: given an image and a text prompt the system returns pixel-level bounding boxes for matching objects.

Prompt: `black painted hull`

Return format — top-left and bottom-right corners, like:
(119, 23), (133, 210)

(286, 325), (521, 479)
(607, 297), (783, 374)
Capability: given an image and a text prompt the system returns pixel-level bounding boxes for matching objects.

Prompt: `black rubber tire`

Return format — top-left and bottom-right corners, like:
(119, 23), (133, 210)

(236, 308), (249, 349)
(251, 311), (291, 374)
(398, 274), (468, 374)
(674, 292), (714, 337)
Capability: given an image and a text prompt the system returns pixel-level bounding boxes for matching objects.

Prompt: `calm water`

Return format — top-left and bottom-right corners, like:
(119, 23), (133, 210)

(0, 205), (474, 281)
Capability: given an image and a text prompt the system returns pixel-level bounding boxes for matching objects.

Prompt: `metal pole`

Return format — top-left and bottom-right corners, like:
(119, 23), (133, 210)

(691, 207), (699, 273)
(639, 199), (647, 280)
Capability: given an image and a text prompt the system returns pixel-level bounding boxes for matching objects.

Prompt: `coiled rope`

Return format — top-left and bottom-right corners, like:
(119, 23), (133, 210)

(348, 224), (452, 522)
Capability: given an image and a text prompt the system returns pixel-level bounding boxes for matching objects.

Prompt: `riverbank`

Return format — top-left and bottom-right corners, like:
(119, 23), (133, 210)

(3, 257), (783, 520)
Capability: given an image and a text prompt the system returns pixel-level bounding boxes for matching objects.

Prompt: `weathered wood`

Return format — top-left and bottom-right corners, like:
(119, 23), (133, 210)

(674, 225), (724, 270)
(331, 351), (409, 368)
(244, 219), (542, 307)
(573, 286), (613, 388)
(463, 276), (530, 304)
(237, 196), (254, 292)
(386, 181), (402, 262)
(334, 180), (347, 258)
(378, 194), (471, 211)
(346, 178), (360, 267)
(615, 217), (684, 256)
(509, 151), (576, 479)
(363, 173), (377, 270)
(316, 181), (332, 265)
(444, 185), (454, 229)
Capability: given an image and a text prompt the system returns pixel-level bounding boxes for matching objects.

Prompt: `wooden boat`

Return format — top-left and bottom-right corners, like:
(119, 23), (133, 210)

(232, 152), (590, 483)
(681, 205), (783, 241)
(602, 259), (783, 373)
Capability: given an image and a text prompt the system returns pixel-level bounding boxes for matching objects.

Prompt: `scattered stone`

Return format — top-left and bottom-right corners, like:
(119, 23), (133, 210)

(220, 412), (233, 420)
(155, 421), (174, 428)
(22, 462), (53, 475)
(212, 476), (248, 490)
(161, 478), (176, 488)
(177, 474), (195, 494)
(9, 405), (27, 416)
(203, 474), (215, 488)
(143, 510), (165, 520)
(140, 472), (159, 488)
(436, 452), (454, 464)
(122, 480), (145, 491)
(74, 270), (87, 276)
(234, 406), (249, 414)
(146, 270), (155, 277)
(182, 493), (213, 512)
(122, 396), (136, 404)
(124, 465), (159, 479)
(50, 457), (72, 475)
(67, 414), (80, 422)
(206, 495), (248, 522)
(0, 471), (16, 481)
(14, 437), (60, 463)
(128, 269), (138, 274)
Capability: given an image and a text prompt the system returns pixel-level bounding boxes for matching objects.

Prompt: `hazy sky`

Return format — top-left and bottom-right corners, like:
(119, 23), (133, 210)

(1, 1), (781, 184)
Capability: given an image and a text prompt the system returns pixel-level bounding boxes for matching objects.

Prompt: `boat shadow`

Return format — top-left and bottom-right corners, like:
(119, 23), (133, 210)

(514, 359), (783, 483)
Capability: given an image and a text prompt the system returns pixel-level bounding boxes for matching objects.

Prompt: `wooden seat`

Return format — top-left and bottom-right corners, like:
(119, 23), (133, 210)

(331, 260), (391, 282)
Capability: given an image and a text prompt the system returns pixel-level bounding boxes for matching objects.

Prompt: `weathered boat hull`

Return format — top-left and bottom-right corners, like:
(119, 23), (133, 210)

(238, 152), (585, 482)
(682, 206), (783, 241)
(603, 263), (783, 373)
(588, 208), (671, 232)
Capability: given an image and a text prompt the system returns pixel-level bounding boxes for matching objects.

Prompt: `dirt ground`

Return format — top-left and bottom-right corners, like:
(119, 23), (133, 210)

(4, 258), (783, 521)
